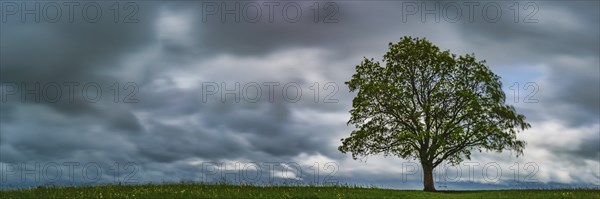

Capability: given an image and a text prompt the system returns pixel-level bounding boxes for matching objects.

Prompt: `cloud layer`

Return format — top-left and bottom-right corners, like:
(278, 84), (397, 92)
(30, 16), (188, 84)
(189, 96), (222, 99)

(1, 1), (598, 189)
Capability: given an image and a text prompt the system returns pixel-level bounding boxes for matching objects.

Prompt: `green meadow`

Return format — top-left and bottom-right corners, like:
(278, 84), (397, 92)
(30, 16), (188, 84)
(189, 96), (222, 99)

(1, 184), (599, 198)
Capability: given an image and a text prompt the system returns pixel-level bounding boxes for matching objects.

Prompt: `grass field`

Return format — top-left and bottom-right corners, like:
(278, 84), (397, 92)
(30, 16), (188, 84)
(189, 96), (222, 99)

(1, 184), (599, 198)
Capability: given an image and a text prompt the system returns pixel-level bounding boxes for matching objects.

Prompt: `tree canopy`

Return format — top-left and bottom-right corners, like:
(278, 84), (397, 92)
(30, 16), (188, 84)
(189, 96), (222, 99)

(338, 36), (530, 191)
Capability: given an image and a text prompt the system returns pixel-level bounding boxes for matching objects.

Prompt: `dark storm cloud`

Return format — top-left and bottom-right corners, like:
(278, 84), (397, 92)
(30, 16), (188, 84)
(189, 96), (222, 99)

(136, 118), (250, 163)
(198, 100), (341, 158)
(176, 1), (356, 56)
(1, 18), (157, 83)
(0, 2), (162, 134)
(130, 79), (347, 163)
(156, 1), (430, 58)
(447, 1), (599, 128)
(0, 104), (139, 162)
(456, 3), (599, 58)
(542, 59), (600, 127)
(0, 2), (163, 185)
(561, 135), (600, 163)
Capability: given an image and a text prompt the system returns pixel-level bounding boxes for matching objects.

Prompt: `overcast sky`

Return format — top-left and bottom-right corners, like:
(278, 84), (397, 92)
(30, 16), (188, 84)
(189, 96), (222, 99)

(0, 0), (598, 190)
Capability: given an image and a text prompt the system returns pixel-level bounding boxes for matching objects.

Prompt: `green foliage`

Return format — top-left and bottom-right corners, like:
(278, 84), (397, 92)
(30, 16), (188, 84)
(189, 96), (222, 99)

(339, 36), (530, 168)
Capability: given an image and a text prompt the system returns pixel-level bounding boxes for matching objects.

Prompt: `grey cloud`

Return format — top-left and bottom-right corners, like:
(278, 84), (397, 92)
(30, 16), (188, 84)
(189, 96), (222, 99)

(136, 120), (248, 163)
(562, 135), (600, 163)
(1, 0), (598, 189)
(549, 59), (600, 126)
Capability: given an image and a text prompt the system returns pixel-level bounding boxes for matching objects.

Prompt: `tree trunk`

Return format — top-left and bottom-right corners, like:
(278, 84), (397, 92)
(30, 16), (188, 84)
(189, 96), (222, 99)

(422, 162), (436, 192)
